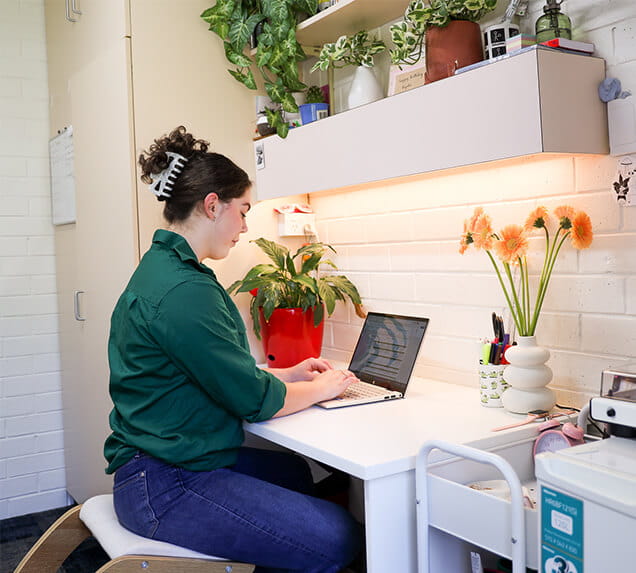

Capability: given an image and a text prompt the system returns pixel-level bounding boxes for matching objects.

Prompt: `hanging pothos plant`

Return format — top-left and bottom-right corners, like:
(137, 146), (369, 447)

(201, 0), (318, 138)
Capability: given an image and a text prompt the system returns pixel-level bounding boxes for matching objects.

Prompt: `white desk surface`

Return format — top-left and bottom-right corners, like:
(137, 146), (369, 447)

(245, 375), (542, 481)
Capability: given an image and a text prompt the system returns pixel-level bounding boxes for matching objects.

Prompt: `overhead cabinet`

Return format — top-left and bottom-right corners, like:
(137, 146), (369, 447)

(254, 47), (608, 201)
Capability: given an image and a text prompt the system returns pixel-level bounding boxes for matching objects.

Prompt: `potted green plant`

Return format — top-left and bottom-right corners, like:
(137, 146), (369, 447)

(227, 238), (364, 367)
(311, 30), (387, 110)
(299, 85), (329, 125)
(201, 0), (318, 139)
(389, 0), (497, 83)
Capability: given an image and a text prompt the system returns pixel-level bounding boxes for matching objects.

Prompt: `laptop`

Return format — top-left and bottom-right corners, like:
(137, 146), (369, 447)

(317, 312), (429, 409)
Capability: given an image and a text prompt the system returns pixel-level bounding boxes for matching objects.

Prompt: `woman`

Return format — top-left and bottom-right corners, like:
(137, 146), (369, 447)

(104, 126), (362, 572)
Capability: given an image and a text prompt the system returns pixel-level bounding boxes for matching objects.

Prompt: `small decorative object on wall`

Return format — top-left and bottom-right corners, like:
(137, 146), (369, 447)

(613, 156), (635, 205)
(460, 206), (594, 413)
(201, 0), (319, 139)
(535, 0), (572, 43)
(227, 238), (364, 367)
(311, 30), (386, 110)
(389, 0), (497, 83)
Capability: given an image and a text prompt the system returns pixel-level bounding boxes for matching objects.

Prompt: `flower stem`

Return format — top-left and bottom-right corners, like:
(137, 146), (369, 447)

(521, 257), (530, 334)
(486, 251), (523, 333)
(529, 230), (570, 333)
(502, 258), (525, 334)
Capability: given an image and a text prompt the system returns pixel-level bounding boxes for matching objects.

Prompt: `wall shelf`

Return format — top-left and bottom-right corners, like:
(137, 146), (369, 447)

(254, 47), (608, 201)
(296, 0), (410, 46)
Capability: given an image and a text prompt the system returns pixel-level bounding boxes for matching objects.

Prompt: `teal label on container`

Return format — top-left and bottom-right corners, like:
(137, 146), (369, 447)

(541, 486), (584, 573)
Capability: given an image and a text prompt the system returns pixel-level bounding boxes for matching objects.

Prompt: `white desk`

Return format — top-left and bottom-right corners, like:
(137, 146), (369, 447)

(245, 376), (541, 572)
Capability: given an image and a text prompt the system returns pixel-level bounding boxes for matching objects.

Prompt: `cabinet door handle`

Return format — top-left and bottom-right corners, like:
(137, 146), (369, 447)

(74, 290), (86, 321)
(65, 0), (78, 22)
(71, 0), (82, 15)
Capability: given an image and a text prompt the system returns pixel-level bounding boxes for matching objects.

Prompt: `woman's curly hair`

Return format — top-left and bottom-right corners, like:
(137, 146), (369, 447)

(139, 126), (250, 223)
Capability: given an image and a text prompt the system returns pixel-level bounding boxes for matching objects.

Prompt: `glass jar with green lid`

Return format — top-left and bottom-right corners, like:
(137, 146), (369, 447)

(535, 0), (572, 43)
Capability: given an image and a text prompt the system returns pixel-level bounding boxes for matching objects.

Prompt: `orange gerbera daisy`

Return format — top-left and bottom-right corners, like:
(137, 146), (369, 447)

(466, 207), (484, 233)
(459, 218), (473, 254)
(524, 206), (549, 232)
(472, 212), (494, 250)
(570, 211), (593, 249)
(494, 224), (528, 264)
(554, 205), (576, 228)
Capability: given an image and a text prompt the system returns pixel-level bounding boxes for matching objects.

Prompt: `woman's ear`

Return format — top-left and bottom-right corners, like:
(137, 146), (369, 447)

(203, 193), (219, 220)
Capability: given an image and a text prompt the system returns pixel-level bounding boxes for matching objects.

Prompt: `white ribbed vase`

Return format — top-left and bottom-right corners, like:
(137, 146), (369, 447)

(501, 336), (556, 414)
(347, 66), (384, 110)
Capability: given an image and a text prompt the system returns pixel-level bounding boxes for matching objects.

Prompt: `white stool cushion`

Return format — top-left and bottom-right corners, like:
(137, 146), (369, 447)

(80, 494), (225, 562)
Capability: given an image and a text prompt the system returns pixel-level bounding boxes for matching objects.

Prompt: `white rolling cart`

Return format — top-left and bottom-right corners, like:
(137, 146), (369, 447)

(416, 437), (540, 573)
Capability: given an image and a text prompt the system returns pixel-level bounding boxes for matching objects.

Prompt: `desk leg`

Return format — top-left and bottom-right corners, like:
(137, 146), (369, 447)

(364, 469), (416, 573)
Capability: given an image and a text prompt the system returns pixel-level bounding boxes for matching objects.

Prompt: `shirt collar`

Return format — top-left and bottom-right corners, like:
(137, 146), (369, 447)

(152, 229), (216, 277)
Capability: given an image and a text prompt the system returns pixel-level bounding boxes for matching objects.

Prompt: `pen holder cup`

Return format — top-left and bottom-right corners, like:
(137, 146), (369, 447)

(478, 364), (509, 408)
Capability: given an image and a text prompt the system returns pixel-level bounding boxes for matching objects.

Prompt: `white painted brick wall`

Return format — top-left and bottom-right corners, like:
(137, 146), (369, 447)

(312, 1), (636, 410)
(0, 0), (66, 519)
(1, 0), (634, 519)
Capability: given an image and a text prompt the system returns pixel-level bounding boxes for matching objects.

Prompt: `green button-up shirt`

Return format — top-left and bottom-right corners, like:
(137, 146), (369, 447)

(104, 230), (286, 474)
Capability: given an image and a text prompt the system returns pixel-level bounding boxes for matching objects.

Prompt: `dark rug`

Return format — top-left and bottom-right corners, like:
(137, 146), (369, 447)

(0, 505), (109, 573)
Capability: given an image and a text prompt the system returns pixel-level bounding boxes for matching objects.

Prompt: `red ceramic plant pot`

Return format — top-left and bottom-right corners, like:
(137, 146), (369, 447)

(259, 306), (324, 368)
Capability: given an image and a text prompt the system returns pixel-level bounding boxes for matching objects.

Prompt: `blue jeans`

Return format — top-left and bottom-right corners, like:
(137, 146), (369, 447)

(113, 447), (363, 572)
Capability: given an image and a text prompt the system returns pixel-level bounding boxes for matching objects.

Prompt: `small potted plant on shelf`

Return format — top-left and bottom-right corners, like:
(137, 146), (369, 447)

(311, 30), (387, 110)
(201, 0), (318, 139)
(389, 0), (497, 83)
(299, 85), (329, 125)
(256, 106), (280, 137)
(227, 238), (365, 368)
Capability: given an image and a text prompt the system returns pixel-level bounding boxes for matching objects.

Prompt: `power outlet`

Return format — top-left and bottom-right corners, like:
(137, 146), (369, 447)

(278, 213), (316, 236)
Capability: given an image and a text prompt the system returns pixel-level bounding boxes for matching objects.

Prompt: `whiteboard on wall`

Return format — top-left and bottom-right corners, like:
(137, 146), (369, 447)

(49, 126), (77, 225)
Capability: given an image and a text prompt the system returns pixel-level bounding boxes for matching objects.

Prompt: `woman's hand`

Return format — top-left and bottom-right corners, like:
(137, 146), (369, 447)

(265, 357), (333, 383)
(288, 357), (334, 382)
(272, 368), (359, 418)
(312, 369), (358, 402)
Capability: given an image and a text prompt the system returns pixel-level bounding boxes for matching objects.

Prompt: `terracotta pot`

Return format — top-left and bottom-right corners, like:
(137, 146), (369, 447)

(259, 306), (324, 368)
(425, 20), (483, 84)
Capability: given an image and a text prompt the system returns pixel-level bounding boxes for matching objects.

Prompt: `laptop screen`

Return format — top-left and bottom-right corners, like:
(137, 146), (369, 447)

(348, 313), (429, 392)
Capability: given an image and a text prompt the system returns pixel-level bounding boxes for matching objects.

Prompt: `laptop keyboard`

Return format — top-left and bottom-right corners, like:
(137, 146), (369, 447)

(340, 381), (389, 399)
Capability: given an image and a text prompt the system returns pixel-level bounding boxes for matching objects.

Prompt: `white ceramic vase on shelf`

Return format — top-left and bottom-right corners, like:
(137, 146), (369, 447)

(501, 336), (556, 414)
(347, 66), (384, 110)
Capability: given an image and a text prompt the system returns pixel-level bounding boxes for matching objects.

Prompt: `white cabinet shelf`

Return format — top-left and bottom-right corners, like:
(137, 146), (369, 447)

(423, 437), (539, 571)
(254, 47), (608, 201)
(296, 0), (410, 46)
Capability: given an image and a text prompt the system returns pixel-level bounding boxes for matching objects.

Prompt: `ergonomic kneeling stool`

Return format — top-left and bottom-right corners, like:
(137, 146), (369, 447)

(14, 494), (254, 573)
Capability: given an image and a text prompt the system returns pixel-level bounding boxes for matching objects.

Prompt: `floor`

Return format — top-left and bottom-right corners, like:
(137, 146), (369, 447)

(0, 505), (109, 573)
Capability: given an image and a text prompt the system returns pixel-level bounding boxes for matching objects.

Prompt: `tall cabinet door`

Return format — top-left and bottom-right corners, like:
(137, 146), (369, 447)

(46, 0), (256, 503)
(129, 0), (256, 254)
(45, 0), (137, 502)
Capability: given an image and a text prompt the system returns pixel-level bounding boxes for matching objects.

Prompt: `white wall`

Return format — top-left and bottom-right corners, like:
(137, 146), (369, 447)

(1, 0), (635, 518)
(312, 0), (636, 409)
(0, 0), (68, 519)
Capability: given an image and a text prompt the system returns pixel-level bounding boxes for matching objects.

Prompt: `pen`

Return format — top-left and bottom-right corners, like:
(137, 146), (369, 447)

(488, 343), (497, 364)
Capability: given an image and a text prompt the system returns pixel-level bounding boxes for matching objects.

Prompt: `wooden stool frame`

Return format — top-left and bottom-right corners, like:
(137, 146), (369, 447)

(14, 504), (254, 573)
